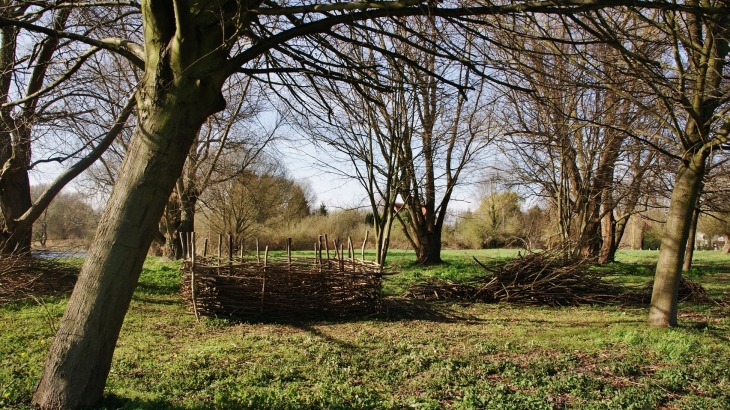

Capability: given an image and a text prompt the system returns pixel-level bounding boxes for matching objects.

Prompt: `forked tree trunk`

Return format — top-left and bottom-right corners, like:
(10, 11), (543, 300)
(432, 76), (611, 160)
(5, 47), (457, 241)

(177, 190), (197, 252)
(32, 73), (225, 408)
(648, 150), (707, 327)
(162, 179), (198, 259)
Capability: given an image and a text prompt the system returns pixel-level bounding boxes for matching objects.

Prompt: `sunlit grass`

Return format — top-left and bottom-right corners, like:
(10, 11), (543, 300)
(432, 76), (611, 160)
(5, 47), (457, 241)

(1, 251), (729, 409)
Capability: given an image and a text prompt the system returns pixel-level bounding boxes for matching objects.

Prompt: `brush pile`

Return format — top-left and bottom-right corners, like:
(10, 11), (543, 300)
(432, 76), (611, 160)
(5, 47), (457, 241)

(622, 276), (714, 305)
(408, 249), (622, 306)
(0, 254), (77, 304)
(407, 248), (718, 307)
(181, 256), (389, 320)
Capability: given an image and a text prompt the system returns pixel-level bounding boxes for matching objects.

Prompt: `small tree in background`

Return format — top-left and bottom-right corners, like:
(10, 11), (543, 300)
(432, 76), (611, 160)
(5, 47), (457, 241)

(31, 186), (99, 246)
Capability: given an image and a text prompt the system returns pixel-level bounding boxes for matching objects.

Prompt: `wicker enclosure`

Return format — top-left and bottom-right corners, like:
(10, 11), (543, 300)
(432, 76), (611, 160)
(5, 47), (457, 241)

(180, 234), (391, 320)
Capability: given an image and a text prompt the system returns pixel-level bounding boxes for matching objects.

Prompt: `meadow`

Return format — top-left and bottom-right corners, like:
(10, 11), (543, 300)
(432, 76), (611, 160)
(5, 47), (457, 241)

(1, 250), (729, 409)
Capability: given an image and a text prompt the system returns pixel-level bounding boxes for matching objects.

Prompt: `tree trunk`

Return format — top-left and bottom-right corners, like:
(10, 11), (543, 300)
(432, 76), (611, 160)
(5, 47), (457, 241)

(178, 190), (197, 246)
(577, 217), (602, 260)
(723, 235), (730, 254)
(630, 216), (645, 250)
(32, 72), (225, 408)
(599, 210), (617, 264)
(682, 204), (700, 272)
(162, 192), (182, 259)
(648, 150), (707, 327)
(0, 167), (32, 254)
(414, 228), (443, 265)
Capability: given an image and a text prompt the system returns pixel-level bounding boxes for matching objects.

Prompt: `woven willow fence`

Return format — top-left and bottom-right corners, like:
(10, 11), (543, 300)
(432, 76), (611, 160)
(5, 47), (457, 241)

(180, 233), (392, 321)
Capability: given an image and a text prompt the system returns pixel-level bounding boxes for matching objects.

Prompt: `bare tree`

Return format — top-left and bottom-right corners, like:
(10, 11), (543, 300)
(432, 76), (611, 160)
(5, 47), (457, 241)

(568, 3), (730, 327)
(492, 17), (661, 262)
(393, 24), (496, 265)
(288, 38), (410, 265)
(0, 2), (139, 254)
(0, 0), (711, 407)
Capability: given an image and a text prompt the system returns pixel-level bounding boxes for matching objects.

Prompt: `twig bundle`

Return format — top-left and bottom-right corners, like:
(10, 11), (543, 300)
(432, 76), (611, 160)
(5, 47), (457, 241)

(408, 249), (623, 306)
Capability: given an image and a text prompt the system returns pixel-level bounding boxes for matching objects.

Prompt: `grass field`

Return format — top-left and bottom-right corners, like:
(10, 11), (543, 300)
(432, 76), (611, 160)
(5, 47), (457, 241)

(1, 250), (729, 409)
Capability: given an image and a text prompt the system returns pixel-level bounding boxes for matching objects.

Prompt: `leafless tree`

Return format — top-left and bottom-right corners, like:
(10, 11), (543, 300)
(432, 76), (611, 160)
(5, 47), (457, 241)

(0, 2), (139, 254)
(565, 4), (729, 327)
(491, 16), (662, 263)
(0, 0), (717, 406)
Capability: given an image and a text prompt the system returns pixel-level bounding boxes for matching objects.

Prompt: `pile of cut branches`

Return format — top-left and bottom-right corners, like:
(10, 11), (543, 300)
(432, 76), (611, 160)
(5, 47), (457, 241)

(622, 276), (714, 305)
(0, 255), (77, 304)
(408, 249), (622, 307)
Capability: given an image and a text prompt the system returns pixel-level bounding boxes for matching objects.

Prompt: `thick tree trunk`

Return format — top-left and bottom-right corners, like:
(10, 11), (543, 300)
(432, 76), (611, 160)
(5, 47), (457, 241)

(682, 205), (700, 272)
(32, 74), (224, 408)
(577, 217), (602, 260)
(648, 151), (707, 327)
(414, 228), (443, 265)
(723, 235), (730, 254)
(630, 216), (645, 250)
(613, 216), (629, 252)
(0, 167), (32, 254)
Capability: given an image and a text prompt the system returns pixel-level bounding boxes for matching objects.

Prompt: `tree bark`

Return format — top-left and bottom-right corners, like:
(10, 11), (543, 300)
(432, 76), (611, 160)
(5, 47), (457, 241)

(162, 189), (183, 259)
(413, 226), (443, 265)
(599, 210), (617, 264)
(682, 204), (700, 272)
(0, 168), (32, 253)
(648, 150), (707, 327)
(577, 215), (602, 260)
(32, 36), (227, 408)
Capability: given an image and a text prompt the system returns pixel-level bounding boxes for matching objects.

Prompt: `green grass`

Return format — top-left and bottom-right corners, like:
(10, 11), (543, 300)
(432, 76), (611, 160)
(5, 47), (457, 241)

(2, 250), (729, 409)
(382, 248), (523, 295)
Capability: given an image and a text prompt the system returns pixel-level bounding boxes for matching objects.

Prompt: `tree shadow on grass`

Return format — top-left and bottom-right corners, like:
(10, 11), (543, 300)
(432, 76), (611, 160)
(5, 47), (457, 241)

(95, 395), (205, 410)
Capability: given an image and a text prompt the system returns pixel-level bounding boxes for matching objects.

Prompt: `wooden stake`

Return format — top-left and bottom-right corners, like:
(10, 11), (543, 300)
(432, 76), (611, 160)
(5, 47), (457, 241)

(361, 230), (369, 261)
(228, 234), (233, 265)
(347, 236), (353, 260)
(264, 246), (269, 268)
(256, 238), (260, 263)
(190, 232), (200, 322)
(324, 234), (330, 260)
(339, 244), (344, 271)
(318, 235), (323, 262)
(287, 238), (292, 268)
(240, 239), (244, 260)
(188, 232), (193, 259)
(217, 233), (222, 266)
(179, 234), (186, 260)
(203, 238), (208, 257)
(333, 237), (339, 259)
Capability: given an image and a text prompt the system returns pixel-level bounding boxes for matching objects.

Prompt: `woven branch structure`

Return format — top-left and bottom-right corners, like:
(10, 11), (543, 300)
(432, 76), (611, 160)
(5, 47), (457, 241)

(180, 234), (393, 320)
